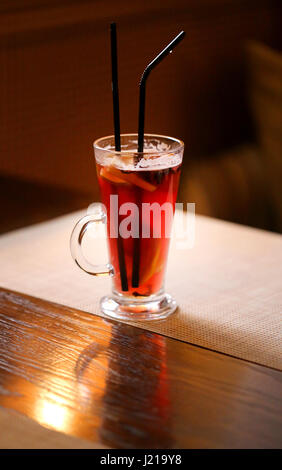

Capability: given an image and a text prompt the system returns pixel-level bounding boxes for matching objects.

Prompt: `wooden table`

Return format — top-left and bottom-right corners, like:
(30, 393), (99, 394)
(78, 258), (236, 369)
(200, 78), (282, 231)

(0, 177), (281, 449)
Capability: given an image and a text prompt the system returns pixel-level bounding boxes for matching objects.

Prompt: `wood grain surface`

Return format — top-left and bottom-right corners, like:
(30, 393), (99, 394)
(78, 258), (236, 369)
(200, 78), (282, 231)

(0, 405), (106, 449)
(0, 288), (281, 449)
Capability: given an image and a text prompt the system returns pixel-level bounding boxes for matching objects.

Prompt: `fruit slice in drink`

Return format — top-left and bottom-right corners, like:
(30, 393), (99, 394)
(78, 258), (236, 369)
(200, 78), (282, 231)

(97, 162), (181, 297)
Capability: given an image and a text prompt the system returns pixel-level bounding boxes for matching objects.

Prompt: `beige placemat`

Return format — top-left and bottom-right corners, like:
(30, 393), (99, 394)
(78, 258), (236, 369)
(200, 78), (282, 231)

(0, 210), (281, 370)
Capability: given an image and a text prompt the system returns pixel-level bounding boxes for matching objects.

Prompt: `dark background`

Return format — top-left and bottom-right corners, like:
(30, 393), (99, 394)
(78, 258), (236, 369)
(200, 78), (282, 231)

(0, 0), (282, 233)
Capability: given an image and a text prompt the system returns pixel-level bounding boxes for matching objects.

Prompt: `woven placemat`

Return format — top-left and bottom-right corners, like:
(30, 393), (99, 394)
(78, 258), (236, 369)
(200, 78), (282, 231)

(1, 210), (281, 369)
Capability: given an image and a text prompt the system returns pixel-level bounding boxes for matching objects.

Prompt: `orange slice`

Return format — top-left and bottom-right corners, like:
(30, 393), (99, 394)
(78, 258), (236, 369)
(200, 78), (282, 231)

(100, 167), (129, 185)
(109, 167), (157, 192)
(140, 244), (163, 285)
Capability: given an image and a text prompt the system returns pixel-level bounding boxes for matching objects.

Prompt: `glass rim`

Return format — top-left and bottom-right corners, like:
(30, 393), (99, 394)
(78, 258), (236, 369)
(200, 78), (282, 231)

(93, 133), (184, 155)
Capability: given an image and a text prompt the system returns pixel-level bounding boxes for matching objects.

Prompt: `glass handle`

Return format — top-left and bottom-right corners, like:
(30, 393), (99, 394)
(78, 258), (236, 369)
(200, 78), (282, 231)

(70, 204), (114, 277)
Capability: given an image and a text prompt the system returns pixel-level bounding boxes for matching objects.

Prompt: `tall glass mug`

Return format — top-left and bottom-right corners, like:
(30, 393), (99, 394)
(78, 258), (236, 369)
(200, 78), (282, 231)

(70, 134), (184, 320)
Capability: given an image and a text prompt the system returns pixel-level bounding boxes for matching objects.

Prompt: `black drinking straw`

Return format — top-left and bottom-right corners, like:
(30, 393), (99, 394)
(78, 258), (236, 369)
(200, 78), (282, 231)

(132, 31), (185, 288)
(111, 22), (121, 151)
(110, 22), (128, 291)
(138, 30), (185, 153)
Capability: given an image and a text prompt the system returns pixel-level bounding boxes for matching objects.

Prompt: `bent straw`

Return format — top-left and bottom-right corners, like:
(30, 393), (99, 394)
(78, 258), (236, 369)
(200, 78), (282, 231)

(132, 31), (185, 288)
(110, 22), (128, 291)
(138, 30), (185, 153)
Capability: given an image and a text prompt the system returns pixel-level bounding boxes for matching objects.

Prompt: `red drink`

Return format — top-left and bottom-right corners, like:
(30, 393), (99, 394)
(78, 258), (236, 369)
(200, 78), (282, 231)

(97, 161), (181, 297)
(71, 134), (184, 320)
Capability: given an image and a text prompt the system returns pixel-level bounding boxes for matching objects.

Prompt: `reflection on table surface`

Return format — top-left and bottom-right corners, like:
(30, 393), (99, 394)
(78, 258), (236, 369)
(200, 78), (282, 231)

(0, 289), (281, 449)
(0, 294), (171, 448)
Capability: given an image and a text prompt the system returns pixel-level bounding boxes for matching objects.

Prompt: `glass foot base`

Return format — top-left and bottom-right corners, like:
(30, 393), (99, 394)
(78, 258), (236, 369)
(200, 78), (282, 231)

(100, 292), (177, 321)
